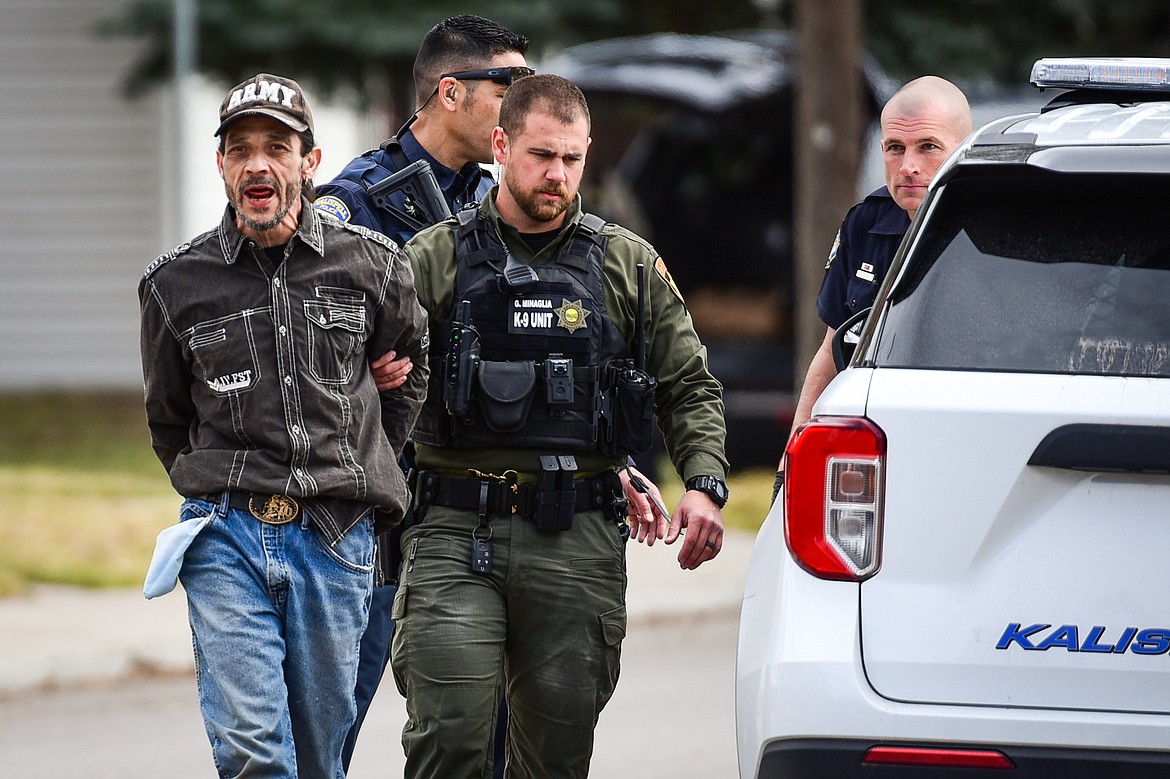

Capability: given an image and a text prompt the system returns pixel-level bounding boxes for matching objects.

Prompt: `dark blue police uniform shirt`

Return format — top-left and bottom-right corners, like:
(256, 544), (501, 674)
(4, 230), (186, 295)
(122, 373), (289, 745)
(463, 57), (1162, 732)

(314, 130), (493, 244)
(815, 186), (911, 330)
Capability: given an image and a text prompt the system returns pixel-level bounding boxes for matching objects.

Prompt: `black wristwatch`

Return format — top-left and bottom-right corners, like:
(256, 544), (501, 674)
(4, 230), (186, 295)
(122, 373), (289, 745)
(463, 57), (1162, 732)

(685, 475), (729, 509)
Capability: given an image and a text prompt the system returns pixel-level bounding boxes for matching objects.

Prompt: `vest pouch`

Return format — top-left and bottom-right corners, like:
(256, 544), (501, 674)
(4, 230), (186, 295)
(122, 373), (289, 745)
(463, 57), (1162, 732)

(476, 360), (536, 432)
(602, 360), (657, 456)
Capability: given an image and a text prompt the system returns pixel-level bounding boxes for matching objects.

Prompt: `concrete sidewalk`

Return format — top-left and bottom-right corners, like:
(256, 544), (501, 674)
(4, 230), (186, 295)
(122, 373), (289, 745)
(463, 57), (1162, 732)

(0, 529), (756, 697)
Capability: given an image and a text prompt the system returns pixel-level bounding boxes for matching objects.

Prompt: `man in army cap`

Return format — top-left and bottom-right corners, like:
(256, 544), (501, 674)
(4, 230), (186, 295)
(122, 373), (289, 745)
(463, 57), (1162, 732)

(138, 72), (428, 778)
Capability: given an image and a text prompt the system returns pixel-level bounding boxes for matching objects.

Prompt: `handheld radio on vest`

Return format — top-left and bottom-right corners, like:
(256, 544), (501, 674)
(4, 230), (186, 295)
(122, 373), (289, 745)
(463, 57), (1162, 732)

(444, 300), (480, 421)
(501, 244), (540, 292)
(599, 262), (657, 455)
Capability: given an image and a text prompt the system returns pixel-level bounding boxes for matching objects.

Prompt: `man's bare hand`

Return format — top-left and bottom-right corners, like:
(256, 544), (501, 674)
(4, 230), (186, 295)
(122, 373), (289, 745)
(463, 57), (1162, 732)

(370, 350), (413, 392)
(666, 490), (724, 570)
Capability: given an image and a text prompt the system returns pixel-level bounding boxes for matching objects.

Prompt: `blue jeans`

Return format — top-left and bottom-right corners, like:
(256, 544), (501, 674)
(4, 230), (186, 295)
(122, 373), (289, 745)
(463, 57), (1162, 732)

(178, 495), (375, 779)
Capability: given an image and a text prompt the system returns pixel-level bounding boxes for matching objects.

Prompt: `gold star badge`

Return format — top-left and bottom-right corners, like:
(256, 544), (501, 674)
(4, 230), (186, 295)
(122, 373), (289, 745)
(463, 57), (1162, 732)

(554, 299), (591, 333)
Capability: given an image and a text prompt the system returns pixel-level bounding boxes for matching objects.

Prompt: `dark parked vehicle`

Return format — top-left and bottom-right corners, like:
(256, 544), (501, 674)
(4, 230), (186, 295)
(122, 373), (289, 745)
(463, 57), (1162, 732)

(541, 30), (888, 468)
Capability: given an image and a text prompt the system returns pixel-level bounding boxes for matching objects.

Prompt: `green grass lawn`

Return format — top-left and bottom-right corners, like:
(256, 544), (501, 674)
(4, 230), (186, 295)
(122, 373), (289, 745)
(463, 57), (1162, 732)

(0, 391), (179, 596)
(0, 391), (770, 596)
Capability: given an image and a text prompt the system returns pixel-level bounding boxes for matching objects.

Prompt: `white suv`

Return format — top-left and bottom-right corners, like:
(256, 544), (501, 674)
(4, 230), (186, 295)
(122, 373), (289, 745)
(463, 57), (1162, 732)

(736, 58), (1170, 778)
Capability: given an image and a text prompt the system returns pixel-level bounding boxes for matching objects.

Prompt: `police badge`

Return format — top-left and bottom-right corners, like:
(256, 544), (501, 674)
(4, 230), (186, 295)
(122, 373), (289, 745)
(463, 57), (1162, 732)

(554, 299), (591, 333)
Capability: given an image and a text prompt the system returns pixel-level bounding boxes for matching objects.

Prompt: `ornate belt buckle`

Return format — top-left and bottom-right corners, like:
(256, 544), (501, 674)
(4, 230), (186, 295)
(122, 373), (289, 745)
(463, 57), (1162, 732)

(248, 494), (300, 525)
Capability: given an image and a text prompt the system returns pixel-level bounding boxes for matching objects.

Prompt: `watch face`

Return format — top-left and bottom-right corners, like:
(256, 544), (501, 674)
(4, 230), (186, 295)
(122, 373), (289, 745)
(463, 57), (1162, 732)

(688, 476), (728, 507)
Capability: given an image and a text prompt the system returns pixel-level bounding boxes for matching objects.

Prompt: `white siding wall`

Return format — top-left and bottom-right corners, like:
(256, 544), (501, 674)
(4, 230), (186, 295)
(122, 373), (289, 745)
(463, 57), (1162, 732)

(0, 0), (372, 389)
(1, 0), (166, 388)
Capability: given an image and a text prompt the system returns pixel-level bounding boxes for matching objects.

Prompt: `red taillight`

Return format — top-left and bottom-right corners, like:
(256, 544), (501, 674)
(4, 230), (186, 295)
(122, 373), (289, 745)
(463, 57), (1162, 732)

(784, 416), (885, 581)
(863, 746), (1015, 770)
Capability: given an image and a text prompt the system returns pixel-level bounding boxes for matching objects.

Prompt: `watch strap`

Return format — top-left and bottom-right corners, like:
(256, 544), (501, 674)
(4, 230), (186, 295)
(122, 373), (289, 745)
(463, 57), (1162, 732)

(685, 475), (728, 508)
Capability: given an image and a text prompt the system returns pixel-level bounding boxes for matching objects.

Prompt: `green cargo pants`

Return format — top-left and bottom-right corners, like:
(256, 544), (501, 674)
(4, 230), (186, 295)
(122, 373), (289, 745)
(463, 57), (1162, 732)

(391, 503), (628, 779)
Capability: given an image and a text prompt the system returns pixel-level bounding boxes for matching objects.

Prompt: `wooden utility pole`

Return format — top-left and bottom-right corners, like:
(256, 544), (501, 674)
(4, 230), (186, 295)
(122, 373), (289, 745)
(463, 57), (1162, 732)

(793, 0), (864, 376)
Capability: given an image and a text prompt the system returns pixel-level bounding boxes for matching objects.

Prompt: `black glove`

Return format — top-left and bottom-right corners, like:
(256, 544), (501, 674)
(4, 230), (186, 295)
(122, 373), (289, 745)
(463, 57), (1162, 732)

(771, 470), (785, 502)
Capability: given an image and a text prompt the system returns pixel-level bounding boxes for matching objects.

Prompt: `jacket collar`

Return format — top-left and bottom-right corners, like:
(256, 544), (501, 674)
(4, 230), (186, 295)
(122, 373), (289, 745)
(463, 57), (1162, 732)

(480, 188), (585, 259)
(398, 129), (485, 196)
(217, 197), (327, 263)
(870, 186), (912, 236)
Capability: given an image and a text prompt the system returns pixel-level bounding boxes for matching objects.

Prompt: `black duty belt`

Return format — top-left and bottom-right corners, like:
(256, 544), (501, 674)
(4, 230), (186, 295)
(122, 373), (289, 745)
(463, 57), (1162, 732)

(413, 470), (619, 519)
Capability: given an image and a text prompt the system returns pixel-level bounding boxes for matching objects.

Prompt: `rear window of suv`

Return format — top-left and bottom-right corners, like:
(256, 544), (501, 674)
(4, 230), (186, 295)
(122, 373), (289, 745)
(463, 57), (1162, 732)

(873, 171), (1170, 378)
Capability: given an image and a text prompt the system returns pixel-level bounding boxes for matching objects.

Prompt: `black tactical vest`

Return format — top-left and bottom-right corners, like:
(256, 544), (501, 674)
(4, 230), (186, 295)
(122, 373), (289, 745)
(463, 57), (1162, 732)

(413, 208), (654, 454)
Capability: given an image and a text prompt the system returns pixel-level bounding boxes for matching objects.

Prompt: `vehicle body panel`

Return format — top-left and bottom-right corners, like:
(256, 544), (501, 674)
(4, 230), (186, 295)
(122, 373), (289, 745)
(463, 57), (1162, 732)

(858, 369), (1170, 713)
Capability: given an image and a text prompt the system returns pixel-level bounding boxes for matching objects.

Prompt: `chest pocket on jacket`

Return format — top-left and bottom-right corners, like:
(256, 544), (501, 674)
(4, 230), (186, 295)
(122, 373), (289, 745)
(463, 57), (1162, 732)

(188, 314), (260, 395)
(845, 270), (880, 318)
(304, 299), (367, 385)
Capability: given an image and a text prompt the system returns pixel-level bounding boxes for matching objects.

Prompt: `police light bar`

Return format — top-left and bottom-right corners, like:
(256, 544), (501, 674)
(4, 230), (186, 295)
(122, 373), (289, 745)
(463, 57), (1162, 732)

(1030, 57), (1170, 91)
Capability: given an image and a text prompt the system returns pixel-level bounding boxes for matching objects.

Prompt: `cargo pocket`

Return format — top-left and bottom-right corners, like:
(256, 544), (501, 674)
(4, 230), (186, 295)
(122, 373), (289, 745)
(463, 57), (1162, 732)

(390, 583), (411, 697)
(476, 360), (535, 432)
(599, 604), (627, 647)
(596, 604), (627, 711)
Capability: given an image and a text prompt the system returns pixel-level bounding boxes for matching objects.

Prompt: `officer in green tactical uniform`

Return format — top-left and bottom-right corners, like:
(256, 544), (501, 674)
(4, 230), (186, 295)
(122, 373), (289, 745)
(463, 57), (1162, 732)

(391, 73), (729, 778)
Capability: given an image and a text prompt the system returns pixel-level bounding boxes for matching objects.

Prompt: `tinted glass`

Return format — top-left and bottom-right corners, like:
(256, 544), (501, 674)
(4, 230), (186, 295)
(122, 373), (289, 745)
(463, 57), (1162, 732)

(874, 172), (1170, 377)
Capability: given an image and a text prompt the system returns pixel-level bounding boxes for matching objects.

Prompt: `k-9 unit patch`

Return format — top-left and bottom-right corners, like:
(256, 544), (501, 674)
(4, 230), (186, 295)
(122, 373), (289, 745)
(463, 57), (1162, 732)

(509, 296), (591, 336)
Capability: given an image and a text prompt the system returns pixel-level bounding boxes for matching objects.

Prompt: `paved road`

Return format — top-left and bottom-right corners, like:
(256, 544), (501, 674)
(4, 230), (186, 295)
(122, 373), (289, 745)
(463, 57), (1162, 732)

(0, 610), (741, 778)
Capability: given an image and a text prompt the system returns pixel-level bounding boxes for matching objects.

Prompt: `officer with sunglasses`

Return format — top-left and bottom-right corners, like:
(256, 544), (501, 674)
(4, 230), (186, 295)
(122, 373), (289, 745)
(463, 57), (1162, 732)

(314, 15), (530, 773)
(316, 22), (532, 249)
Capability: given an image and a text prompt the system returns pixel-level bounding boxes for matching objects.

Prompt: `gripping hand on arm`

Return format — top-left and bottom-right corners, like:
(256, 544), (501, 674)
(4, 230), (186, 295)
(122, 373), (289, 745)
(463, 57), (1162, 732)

(370, 350), (413, 392)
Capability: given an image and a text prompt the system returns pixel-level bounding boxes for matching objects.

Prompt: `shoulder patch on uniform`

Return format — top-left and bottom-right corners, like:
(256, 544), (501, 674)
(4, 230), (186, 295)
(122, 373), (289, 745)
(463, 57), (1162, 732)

(825, 229), (842, 270)
(314, 195), (351, 223)
(143, 242), (192, 278)
(654, 256), (684, 302)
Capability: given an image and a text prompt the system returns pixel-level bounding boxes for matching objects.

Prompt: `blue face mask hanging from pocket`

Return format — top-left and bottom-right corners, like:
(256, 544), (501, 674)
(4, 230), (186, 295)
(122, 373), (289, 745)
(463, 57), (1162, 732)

(143, 502), (216, 599)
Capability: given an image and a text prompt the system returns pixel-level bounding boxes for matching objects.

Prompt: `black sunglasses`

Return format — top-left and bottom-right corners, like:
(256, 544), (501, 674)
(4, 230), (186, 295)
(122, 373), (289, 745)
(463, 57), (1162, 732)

(441, 66), (536, 86)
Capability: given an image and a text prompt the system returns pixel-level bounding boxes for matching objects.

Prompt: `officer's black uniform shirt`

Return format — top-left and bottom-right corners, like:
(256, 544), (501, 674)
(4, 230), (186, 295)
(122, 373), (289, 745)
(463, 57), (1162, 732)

(816, 186), (911, 330)
(314, 130), (491, 246)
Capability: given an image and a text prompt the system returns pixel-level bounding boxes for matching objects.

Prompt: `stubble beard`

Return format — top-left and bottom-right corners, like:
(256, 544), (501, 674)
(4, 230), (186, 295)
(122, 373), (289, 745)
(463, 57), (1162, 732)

(229, 177), (300, 234)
